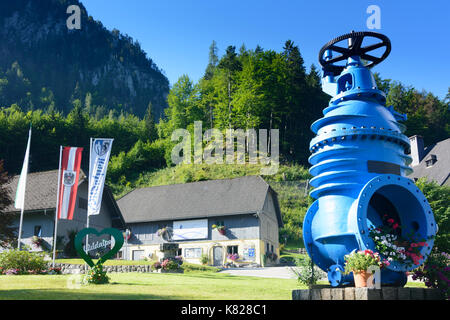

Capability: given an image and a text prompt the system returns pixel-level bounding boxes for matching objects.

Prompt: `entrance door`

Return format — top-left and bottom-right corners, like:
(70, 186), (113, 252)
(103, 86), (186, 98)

(213, 246), (223, 266)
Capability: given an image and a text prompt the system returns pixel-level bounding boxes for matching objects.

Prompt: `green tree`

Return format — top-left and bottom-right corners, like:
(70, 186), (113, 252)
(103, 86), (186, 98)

(218, 46), (242, 128)
(204, 40), (219, 80)
(159, 75), (202, 137)
(0, 160), (16, 247)
(144, 102), (158, 142)
(415, 178), (450, 253)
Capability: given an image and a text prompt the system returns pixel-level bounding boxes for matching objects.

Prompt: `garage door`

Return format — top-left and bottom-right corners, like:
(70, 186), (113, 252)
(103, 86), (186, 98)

(132, 250), (144, 261)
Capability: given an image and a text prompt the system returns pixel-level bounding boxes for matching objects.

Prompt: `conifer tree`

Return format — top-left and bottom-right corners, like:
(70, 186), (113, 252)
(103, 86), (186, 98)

(144, 102), (158, 142)
(0, 160), (15, 248)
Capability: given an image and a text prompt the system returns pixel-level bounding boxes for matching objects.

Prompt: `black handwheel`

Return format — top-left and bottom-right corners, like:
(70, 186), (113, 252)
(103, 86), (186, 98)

(319, 31), (391, 76)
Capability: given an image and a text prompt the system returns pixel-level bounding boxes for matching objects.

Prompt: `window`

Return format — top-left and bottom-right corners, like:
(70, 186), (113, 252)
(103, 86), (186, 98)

(227, 245), (238, 255)
(271, 245), (274, 253)
(176, 248), (182, 256)
(78, 197), (87, 210)
(425, 155), (437, 167)
(184, 248), (202, 258)
(34, 226), (42, 237)
(266, 243), (270, 253)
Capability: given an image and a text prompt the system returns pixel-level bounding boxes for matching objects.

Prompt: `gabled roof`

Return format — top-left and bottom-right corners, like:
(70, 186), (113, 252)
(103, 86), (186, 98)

(3, 170), (126, 228)
(4, 169), (86, 212)
(117, 175), (283, 226)
(408, 138), (450, 186)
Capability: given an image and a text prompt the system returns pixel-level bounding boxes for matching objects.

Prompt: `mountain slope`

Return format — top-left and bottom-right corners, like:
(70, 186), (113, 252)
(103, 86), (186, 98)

(0, 0), (169, 118)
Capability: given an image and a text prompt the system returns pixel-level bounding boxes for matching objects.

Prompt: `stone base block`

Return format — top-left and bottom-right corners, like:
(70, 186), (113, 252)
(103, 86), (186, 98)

(292, 287), (444, 300)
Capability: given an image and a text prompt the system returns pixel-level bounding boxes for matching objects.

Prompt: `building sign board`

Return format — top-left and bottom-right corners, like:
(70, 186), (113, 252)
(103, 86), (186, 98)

(173, 219), (208, 240)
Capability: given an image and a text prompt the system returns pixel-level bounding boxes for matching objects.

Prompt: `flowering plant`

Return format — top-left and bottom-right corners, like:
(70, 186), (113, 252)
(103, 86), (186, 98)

(369, 215), (429, 267)
(344, 249), (389, 274)
(152, 261), (162, 270)
(212, 224), (226, 231)
(227, 253), (239, 261)
(161, 258), (179, 271)
(157, 227), (173, 241)
(157, 227), (168, 237)
(4, 268), (19, 275)
(174, 256), (183, 265)
(412, 251), (449, 298)
(31, 236), (44, 247)
(47, 267), (62, 275)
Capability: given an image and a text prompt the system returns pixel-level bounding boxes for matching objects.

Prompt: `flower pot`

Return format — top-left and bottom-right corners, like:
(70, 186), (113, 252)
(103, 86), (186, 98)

(353, 270), (373, 288)
(218, 228), (226, 235)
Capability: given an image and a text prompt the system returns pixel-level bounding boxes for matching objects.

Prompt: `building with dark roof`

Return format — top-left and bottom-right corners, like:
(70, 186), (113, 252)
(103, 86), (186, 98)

(3, 170), (125, 252)
(408, 136), (450, 186)
(117, 175), (283, 266)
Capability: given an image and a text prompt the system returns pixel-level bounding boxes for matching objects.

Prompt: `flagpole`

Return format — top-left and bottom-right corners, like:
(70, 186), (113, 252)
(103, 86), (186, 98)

(16, 125), (32, 250)
(86, 138), (92, 256)
(52, 146), (63, 268)
(17, 209), (25, 250)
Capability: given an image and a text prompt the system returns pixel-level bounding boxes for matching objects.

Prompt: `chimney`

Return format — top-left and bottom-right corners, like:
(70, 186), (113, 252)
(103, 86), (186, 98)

(409, 135), (425, 166)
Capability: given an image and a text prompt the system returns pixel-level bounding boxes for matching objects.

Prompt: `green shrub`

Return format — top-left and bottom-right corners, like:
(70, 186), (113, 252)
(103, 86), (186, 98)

(181, 262), (219, 273)
(290, 255), (322, 288)
(84, 264), (109, 284)
(151, 261), (162, 270)
(200, 253), (209, 265)
(415, 178), (450, 253)
(0, 249), (47, 274)
(161, 258), (179, 270)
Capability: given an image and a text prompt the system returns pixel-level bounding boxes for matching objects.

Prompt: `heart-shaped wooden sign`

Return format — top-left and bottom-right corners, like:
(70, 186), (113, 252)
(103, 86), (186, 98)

(74, 228), (124, 267)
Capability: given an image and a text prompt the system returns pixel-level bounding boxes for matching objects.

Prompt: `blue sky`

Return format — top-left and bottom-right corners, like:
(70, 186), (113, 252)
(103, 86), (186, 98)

(81, 0), (449, 99)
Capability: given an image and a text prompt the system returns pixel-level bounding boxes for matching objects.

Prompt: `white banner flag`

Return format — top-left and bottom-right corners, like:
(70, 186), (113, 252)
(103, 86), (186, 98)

(88, 138), (113, 216)
(15, 126), (31, 209)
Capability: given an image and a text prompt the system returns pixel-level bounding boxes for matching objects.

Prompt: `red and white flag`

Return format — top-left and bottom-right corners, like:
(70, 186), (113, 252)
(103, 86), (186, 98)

(56, 147), (83, 220)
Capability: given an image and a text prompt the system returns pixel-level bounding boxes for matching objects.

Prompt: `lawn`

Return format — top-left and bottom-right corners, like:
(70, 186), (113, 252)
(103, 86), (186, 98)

(0, 271), (425, 300)
(0, 272), (302, 300)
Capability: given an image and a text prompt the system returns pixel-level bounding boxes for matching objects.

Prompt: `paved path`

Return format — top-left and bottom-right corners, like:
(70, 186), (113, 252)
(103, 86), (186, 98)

(219, 266), (326, 280)
(219, 266), (422, 283)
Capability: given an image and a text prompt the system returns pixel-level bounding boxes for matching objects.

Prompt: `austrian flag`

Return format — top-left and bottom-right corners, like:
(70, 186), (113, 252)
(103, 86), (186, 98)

(57, 147), (83, 220)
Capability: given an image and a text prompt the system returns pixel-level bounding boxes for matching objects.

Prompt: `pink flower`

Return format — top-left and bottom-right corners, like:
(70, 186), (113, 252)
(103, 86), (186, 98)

(387, 218), (394, 224)
(393, 223), (399, 229)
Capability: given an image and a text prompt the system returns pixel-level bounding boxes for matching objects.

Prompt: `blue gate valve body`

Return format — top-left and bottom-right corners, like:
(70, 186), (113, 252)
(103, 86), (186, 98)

(303, 31), (437, 287)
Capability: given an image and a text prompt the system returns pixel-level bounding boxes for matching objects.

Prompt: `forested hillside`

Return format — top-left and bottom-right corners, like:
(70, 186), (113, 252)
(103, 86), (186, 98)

(1, 38), (448, 176)
(0, 0), (169, 118)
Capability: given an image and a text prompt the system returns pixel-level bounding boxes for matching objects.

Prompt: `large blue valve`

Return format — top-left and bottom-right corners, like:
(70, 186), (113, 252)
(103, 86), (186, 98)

(303, 31), (437, 287)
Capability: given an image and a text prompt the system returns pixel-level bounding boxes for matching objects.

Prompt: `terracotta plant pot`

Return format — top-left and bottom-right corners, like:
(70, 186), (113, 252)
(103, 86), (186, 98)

(353, 270), (373, 288)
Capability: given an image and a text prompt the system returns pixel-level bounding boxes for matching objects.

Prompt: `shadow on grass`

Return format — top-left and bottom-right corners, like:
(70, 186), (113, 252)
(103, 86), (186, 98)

(0, 288), (185, 300)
